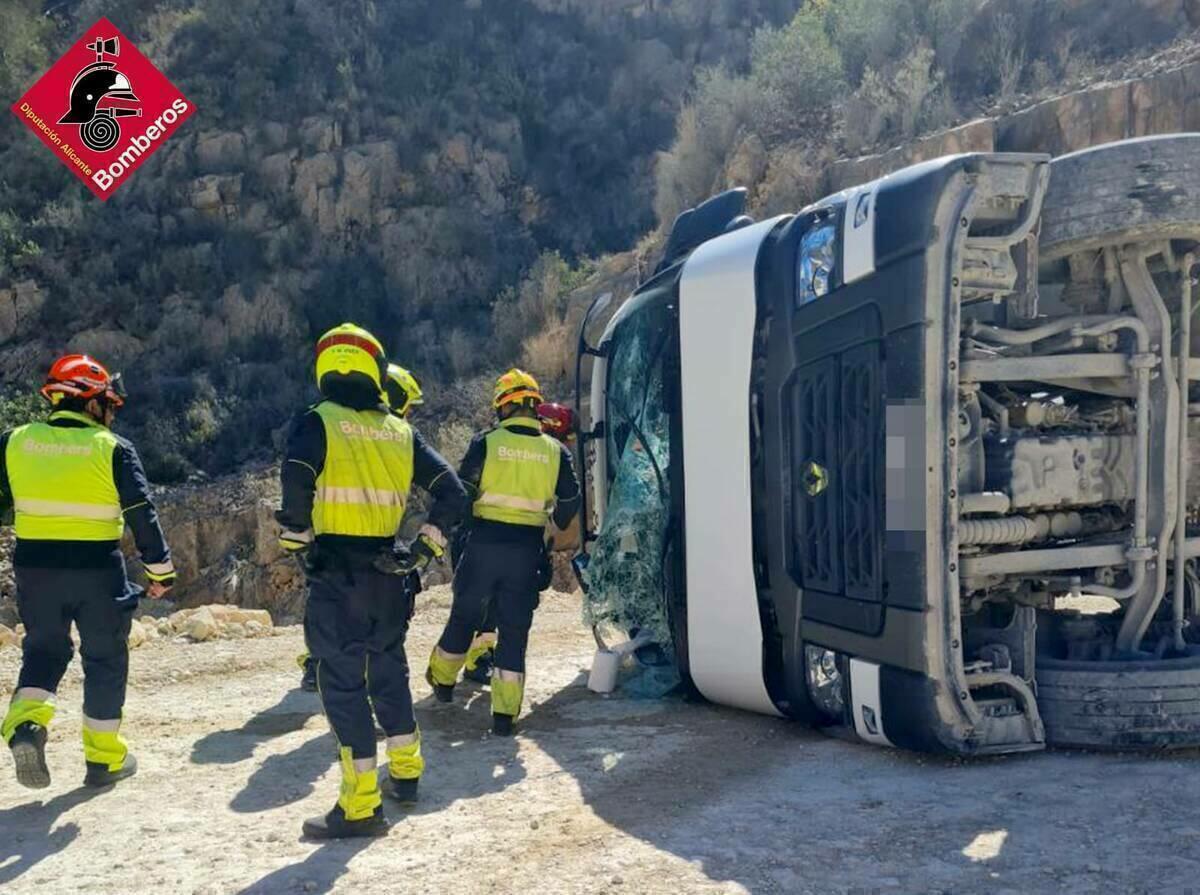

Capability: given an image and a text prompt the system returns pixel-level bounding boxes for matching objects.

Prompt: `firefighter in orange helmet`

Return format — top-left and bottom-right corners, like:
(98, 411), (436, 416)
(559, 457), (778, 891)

(1, 355), (175, 790)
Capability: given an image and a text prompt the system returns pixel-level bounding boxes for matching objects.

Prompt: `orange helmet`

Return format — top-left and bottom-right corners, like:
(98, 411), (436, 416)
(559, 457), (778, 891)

(492, 368), (542, 410)
(40, 354), (125, 408)
(537, 402), (576, 443)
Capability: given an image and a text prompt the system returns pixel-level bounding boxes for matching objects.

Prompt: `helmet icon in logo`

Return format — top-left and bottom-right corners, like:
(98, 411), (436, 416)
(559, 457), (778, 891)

(58, 36), (142, 152)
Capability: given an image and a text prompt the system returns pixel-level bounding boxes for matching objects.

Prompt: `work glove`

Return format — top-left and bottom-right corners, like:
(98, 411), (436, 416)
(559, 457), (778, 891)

(374, 533), (445, 577)
(418, 524), (447, 552)
(143, 559), (177, 598)
(279, 528), (314, 553)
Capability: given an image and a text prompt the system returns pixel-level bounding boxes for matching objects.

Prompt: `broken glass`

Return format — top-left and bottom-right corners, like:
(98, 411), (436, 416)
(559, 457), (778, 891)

(582, 293), (681, 696)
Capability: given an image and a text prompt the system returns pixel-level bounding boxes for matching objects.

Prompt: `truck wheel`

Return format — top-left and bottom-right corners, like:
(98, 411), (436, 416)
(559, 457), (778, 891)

(1039, 134), (1200, 262)
(1036, 655), (1200, 749)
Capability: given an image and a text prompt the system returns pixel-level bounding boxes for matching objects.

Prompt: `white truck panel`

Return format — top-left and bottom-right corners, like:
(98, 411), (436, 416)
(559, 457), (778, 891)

(678, 216), (787, 717)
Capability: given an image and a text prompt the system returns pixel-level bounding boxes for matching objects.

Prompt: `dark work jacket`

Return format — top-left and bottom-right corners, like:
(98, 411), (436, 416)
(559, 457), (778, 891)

(458, 417), (581, 547)
(0, 416), (172, 571)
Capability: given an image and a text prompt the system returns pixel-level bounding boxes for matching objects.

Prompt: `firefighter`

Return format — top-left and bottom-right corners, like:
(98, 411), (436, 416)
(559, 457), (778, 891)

(296, 362), (429, 693)
(0, 355), (175, 790)
(460, 400), (577, 687)
(277, 324), (467, 839)
(384, 364), (424, 420)
(426, 369), (580, 736)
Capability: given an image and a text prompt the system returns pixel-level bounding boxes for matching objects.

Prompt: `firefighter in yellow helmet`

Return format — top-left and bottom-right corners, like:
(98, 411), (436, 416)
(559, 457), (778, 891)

(296, 361), (429, 693)
(426, 369), (580, 736)
(277, 324), (467, 839)
(1, 355), (175, 790)
(384, 364), (424, 419)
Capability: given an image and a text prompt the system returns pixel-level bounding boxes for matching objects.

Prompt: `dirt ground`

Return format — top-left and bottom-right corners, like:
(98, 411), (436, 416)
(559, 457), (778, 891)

(1, 588), (1199, 895)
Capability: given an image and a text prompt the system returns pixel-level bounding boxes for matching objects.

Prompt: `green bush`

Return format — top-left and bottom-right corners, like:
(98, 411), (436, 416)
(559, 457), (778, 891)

(748, 9), (846, 138)
(0, 390), (43, 432)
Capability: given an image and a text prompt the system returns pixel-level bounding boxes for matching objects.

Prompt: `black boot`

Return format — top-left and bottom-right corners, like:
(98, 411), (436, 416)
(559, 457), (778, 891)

(463, 653), (493, 685)
(8, 721), (50, 790)
(84, 752), (138, 788)
(302, 804), (387, 840)
(491, 714), (515, 737)
(424, 667), (454, 704)
(388, 776), (419, 805)
(300, 658), (318, 693)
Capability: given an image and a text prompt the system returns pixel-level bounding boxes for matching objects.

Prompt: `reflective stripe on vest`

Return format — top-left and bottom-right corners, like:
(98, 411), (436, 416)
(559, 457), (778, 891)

(6, 411), (124, 541)
(311, 402), (414, 537)
(472, 417), (561, 527)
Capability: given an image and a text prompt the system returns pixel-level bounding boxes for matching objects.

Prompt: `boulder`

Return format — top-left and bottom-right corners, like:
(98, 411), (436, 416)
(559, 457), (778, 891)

(194, 131), (247, 172)
(294, 153), (339, 222)
(127, 619), (147, 649)
(0, 624), (19, 649)
(258, 150), (297, 195)
(67, 327), (144, 368)
(184, 607), (218, 642)
(299, 116), (341, 152)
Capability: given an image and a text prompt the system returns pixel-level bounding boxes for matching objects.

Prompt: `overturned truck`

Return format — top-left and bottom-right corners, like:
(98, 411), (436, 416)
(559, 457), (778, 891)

(577, 135), (1200, 753)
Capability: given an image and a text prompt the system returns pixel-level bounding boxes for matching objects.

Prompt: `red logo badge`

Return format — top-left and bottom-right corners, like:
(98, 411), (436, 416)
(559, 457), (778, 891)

(11, 17), (193, 201)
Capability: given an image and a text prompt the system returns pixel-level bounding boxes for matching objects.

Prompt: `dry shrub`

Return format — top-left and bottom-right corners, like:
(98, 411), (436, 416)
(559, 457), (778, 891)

(444, 328), (476, 381)
(842, 44), (940, 155)
(432, 419), (475, 466)
(521, 319), (573, 386)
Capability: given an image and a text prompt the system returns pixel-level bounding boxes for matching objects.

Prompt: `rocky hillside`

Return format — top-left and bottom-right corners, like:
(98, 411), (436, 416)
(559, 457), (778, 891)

(0, 0), (800, 479)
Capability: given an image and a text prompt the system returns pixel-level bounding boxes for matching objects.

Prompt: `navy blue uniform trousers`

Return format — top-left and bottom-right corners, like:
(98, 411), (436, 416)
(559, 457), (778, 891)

(304, 562), (416, 759)
(16, 563), (135, 721)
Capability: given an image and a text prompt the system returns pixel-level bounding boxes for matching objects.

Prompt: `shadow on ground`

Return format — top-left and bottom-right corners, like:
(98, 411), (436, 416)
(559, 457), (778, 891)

(231, 682), (526, 892)
(0, 786), (105, 886)
(512, 668), (1199, 894)
(191, 687), (322, 766)
(236, 838), (373, 895)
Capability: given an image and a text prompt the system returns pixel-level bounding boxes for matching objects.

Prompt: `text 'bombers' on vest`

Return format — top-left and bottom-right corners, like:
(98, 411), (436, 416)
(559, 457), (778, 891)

(496, 445), (551, 464)
(21, 440), (94, 456)
(337, 420), (406, 441)
(90, 98), (190, 191)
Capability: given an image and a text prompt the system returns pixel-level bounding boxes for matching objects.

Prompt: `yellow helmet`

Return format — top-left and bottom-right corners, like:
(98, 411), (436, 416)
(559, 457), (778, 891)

(384, 364), (424, 417)
(493, 368), (543, 410)
(314, 323), (386, 393)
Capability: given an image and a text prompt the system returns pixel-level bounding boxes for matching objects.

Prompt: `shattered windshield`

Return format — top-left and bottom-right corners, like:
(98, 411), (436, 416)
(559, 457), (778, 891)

(582, 292), (680, 696)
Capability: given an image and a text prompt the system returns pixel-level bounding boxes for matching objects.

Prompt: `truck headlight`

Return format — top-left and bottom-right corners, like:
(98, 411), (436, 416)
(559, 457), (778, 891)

(805, 644), (846, 719)
(796, 223), (836, 306)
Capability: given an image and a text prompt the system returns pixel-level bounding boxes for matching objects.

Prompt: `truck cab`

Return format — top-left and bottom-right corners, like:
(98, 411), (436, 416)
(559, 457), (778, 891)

(578, 136), (1200, 754)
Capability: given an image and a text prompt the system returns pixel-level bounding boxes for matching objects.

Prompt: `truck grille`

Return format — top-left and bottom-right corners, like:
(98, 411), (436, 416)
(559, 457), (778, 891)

(792, 345), (884, 605)
(839, 344), (883, 601)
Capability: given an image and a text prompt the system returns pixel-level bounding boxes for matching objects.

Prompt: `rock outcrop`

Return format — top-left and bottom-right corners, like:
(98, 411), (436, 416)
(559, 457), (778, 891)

(148, 467), (304, 620)
(745, 56), (1200, 217)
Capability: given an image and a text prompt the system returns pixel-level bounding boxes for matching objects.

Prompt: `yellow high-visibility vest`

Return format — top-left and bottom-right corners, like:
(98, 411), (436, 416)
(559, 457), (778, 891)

(6, 410), (124, 541)
(473, 417), (560, 527)
(311, 401), (414, 537)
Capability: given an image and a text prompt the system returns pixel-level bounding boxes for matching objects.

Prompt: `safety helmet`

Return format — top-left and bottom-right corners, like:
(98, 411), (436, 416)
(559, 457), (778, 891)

(537, 402), (576, 443)
(59, 63), (138, 125)
(314, 323), (387, 394)
(493, 368), (542, 410)
(40, 354), (126, 408)
(384, 364), (424, 417)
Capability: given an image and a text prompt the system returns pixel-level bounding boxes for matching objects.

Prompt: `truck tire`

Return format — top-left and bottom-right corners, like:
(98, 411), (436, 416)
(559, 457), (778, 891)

(1036, 655), (1200, 749)
(1040, 134), (1200, 263)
